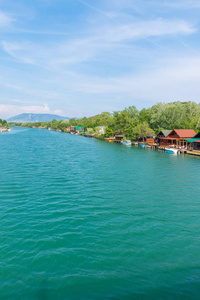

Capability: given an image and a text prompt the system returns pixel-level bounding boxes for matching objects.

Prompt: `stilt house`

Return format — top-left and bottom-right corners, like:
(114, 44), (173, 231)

(157, 129), (196, 147)
(156, 130), (172, 146)
(188, 131), (200, 152)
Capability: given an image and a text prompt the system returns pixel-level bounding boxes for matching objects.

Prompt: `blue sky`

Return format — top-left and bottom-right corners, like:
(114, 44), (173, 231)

(0, 0), (200, 118)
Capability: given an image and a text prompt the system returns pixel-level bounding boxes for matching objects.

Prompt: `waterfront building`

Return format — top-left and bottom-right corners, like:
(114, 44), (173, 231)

(156, 130), (172, 146)
(192, 140), (200, 151)
(114, 135), (124, 142)
(146, 137), (156, 144)
(158, 129), (196, 147)
(66, 126), (71, 132)
(71, 126), (84, 133)
(136, 135), (156, 143)
(192, 131), (200, 140)
(184, 131), (200, 152)
(0, 126), (9, 133)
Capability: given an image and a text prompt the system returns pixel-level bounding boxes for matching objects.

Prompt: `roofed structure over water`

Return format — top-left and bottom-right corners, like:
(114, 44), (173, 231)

(171, 129), (196, 138)
(193, 140), (200, 151)
(185, 131), (200, 152)
(157, 130), (172, 138)
(156, 130), (171, 146)
(193, 131), (200, 139)
(71, 126), (84, 133)
(157, 129), (196, 147)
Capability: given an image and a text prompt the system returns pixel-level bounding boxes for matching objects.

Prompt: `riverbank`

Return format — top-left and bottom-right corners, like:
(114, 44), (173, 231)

(29, 126), (200, 157)
(9, 125), (200, 158)
(0, 127), (11, 133)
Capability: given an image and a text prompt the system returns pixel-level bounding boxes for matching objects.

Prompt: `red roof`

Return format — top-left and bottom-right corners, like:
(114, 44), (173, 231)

(171, 129), (196, 138)
(194, 140), (200, 143)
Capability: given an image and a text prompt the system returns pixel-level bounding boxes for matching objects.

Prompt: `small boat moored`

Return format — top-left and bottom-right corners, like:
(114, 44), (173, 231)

(165, 148), (180, 154)
(121, 140), (131, 146)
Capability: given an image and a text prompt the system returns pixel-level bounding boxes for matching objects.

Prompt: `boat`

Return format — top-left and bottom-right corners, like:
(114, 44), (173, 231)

(141, 144), (146, 148)
(165, 148), (180, 154)
(121, 140), (131, 146)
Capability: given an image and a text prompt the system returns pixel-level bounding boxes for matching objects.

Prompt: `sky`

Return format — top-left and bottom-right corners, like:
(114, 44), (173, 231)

(0, 0), (200, 118)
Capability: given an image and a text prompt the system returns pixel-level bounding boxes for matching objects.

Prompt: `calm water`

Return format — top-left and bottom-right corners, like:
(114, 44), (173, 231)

(1, 127), (200, 299)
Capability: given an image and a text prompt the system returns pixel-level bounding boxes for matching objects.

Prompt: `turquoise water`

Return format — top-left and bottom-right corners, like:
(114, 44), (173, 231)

(1, 127), (200, 299)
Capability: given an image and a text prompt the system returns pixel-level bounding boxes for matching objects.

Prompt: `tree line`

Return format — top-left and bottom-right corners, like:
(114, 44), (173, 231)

(8, 102), (200, 139)
(0, 119), (9, 128)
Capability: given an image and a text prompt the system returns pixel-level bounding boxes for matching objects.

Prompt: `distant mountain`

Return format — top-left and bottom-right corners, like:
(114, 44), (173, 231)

(7, 113), (71, 123)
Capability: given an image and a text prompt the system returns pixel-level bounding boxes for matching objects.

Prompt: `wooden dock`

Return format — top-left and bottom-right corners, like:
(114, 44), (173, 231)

(186, 150), (200, 156)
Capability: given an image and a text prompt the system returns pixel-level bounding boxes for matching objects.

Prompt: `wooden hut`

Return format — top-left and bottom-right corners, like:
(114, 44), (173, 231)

(158, 129), (196, 147)
(146, 138), (155, 145)
(193, 140), (200, 151)
(194, 131), (200, 139)
(70, 126), (84, 133)
(172, 130), (196, 148)
(185, 131), (200, 152)
(114, 135), (124, 143)
(156, 130), (172, 146)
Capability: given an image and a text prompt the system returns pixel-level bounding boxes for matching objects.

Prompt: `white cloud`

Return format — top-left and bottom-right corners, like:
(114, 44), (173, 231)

(163, 0), (200, 9)
(54, 109), (64, 115)
(10, 99), (26, 103)
(1, 18), (196, 70)
(2, 41), (21, 56)
(6, 84), (22, 90)
(0, 1), (199, 116)
(0, 103), (64, 118)
(78, 0), (117, 22)
(70, 56), (200, 102)
(100, 19), (196, 43)
(2, 41), (35, 64)
(0, 11), (14, 27)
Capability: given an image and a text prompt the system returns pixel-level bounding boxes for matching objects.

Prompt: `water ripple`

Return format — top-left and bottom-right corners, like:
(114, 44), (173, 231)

(1, 128), (200, 299)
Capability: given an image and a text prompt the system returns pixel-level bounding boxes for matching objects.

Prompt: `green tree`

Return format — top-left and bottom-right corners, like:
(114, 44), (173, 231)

(69, 118), (77, 126)
(104, 127), (114, 137)
(133, 122), (155, 141)
(113, 106), (139, 138)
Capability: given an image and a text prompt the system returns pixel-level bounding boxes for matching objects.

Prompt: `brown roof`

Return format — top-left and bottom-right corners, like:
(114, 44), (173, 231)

(172, 129), (196, 138)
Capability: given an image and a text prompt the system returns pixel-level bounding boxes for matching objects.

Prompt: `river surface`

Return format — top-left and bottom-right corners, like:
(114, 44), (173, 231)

(1, 127), (200, 299)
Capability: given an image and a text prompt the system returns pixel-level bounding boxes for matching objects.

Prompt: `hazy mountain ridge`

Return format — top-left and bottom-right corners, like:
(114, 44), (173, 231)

(7, 113), (71, 123)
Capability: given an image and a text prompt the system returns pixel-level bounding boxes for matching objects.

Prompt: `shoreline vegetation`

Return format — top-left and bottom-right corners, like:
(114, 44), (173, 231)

(8, 102), (200, 139)
(0, 119), (10, 133)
